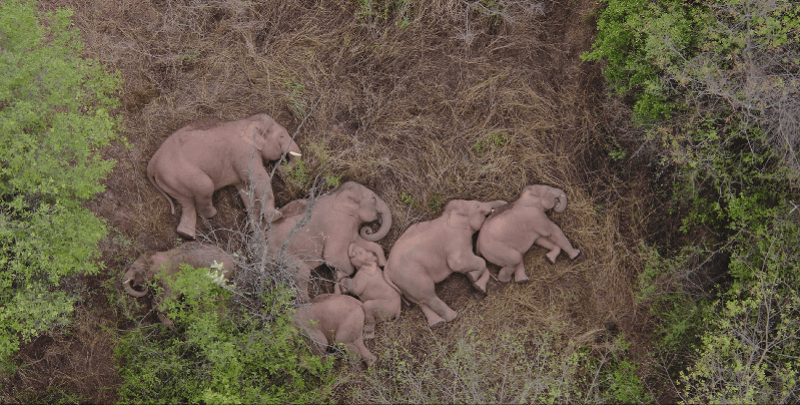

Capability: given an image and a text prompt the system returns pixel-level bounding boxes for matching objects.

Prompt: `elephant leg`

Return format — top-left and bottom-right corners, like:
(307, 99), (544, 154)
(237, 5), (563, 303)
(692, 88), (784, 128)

(447, 251), (489, 293)
(294, 263), (312, 302)
(513, 261), (530, 284)
(473, 268), (491, 293)
(539, 223), (581, 261)
(346, 341), (377, 367)
(308, 328), (329, 356)
(535, 237), (561, 263)
(362, 301), (381, 339)
(419, 303), (447, 329)
(194, 177), (217, 219)
(175, 197), (198, 240)
(333, 269), (347, 295)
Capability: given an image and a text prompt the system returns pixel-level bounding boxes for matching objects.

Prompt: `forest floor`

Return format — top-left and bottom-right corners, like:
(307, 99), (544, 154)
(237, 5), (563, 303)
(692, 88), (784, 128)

(3, 0), (670, 403)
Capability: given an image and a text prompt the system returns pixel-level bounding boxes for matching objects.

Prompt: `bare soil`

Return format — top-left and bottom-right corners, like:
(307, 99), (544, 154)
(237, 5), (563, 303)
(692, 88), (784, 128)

(2, 0), (668, 403)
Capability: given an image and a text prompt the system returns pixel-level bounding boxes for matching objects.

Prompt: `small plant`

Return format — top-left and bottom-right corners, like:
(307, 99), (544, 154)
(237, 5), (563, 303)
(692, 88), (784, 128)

(472, 130), (508, 154)
(427, 192), (445, 211)
(283, 78), (307, 117)
(400, 192), (421, 210)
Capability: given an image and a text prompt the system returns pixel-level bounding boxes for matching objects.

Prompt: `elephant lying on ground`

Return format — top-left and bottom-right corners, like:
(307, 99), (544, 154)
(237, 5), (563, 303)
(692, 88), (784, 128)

(122, 242), (235, 326)
(476, 185), (580, 283)
(338, 243), (401, 339)
(293, 294), (377, 367)
(148, 113), (301, 240)
(383, 199), (507, 328)
(267, 181), (391, 302)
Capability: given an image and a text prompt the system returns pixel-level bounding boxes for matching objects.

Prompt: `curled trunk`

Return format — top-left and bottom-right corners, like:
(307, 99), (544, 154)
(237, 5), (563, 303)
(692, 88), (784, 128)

(360, 194), (392, 241)
(553, 189), (568, 213)
(122, 269), (149, 297)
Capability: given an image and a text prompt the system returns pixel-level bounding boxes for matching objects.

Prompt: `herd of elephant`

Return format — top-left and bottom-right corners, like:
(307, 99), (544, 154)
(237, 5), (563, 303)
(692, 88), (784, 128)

(121, 113), (581, 367)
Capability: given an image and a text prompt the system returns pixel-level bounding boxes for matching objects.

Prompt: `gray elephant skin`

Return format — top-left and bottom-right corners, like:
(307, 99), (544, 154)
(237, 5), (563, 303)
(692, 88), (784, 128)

(267, 181), (392, 302)
(338, 243), (401, 339)
(476, 185), (580, 284)
(122, 242), (235, 326)
(383, 199), (507, 328)
(148, 113), (301, 240)
(293, 293), (377, 367)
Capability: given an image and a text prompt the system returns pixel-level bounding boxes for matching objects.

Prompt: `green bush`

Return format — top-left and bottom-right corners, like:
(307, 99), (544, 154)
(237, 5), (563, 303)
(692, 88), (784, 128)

(116, 264), (334, 404)
(0, 0), (121, 365)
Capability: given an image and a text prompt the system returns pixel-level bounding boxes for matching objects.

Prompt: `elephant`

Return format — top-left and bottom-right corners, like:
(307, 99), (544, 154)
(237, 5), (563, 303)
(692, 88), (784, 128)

(383, 199), (507, 328)
(293, 293), (377, 367)
(147, 113), (302, 240)
(337, 243), (401, 339)
(476, 185), (580, 284)
(267, 181), (392, 302)
(122, 242), (235, 326)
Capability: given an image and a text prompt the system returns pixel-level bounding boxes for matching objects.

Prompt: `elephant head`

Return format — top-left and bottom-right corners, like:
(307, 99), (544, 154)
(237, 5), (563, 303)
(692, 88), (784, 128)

(335, 182), (392, 241)
(523, 185), (567, 213)
(241, 114), (302, 167)
(445, 199), (508, 231)
(122, 253), (154, 298)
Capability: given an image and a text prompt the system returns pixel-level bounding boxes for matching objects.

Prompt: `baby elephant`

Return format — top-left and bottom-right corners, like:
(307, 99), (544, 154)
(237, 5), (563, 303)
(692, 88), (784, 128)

(338, 244), (401, 339)
(293, 294), (377, 367)
(122, 242), (235, 326)
(476, 185), (580, 284)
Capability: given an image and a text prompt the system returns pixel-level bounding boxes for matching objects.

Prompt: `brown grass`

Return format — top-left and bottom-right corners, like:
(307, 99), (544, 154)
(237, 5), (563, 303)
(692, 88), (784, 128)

(3, 0), (662, 403)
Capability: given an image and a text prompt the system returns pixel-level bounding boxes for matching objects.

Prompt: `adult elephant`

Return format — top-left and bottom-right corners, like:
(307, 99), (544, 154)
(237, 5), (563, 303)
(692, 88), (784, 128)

(476, 185), (580, 284)
(122, 242), (236, 326)
(267, 181), (392, 302)
(383, 199), (507, 328)
(148, 113), (301, 240)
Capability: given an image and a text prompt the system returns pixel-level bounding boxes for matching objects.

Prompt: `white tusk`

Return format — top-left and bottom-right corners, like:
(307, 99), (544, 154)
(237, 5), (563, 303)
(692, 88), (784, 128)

(289, 151), (301, 157)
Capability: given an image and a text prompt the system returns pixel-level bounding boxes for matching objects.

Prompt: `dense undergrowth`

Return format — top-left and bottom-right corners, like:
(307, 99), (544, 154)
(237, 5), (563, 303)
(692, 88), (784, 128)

(2, 0), (797, 403)
(586, 0), (800, 401)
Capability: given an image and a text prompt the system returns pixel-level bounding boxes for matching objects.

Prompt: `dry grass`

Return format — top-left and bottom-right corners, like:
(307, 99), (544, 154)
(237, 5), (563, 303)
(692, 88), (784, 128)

(3, 0), (661, 402)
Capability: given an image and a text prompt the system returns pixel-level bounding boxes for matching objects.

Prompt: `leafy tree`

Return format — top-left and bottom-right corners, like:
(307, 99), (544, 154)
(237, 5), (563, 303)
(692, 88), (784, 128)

(0, 0), (121, 365)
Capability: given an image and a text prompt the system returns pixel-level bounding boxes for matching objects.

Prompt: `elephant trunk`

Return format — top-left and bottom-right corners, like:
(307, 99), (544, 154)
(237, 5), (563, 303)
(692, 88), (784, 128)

(553, 189), (568, 213)
(122, 269), (148, 298)
(360, 195), (392, 241)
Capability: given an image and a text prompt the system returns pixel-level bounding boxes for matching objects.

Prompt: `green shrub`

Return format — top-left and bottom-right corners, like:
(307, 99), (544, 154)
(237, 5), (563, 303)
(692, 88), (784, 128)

(0, 0), (121, 365)
(116, 264), (334, 404)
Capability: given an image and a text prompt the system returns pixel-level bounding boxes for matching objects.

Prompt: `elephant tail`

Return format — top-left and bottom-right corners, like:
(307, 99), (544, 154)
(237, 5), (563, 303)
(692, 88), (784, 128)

(382, 267), (412, 307)
(147, 171), (176, 215)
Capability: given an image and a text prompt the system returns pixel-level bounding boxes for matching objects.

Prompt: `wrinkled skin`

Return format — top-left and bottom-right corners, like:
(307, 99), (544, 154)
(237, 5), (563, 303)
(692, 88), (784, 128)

(147, 113), (302, 239)
(267, 181), (392, 302)
(383, 199), (507, 328)
(476, 185), (580, 283)
(338, 244), (401, 339)
(121, 242), (235, 326)
(293, 294), (377, 367)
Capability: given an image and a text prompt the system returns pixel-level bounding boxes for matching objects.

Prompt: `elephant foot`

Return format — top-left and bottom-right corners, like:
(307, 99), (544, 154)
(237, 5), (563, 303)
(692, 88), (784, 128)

(363, 328), (376, 340)
(429, 319), (447, 329)
(545, 250), (560, 264)
(199, 206), (217, 219)
(568, 249), (581, 260)
(515, 276), (530, 284)
(176, 224), (196, 240)
(498, 267), (514, 283)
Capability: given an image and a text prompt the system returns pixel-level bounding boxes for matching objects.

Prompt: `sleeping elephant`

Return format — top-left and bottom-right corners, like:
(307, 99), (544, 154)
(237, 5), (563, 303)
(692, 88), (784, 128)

(122, 242), (235, 326)
(383, 199), (507, 328)
(147, 113), (302, 240)
(338, 243), (401, 339)
(293, 294), (377, 367)
(267, 181), (392, 302)
(476, 185), (580, 283)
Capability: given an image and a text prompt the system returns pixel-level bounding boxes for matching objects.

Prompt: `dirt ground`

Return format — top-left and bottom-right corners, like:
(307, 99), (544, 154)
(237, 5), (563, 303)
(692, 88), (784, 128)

(3, 0), (665, 403)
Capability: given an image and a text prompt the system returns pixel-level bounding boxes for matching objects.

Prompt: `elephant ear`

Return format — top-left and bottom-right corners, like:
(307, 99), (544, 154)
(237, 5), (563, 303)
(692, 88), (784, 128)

(444, 200), (471, 230)
(240, 120), (267, 151)
(333, 190), (360, 217)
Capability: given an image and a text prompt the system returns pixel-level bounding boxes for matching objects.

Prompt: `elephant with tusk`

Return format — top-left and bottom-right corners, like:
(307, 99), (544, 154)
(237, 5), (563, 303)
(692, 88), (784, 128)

(122, 242), (236, 326)
(476, 184), (580, 284)
(147, 113), (302, 240)
(267, 181), (392, 302)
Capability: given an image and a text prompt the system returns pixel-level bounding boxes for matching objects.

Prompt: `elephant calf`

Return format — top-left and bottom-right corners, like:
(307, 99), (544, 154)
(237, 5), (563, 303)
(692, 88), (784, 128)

(476, 185), (580, 284)
(122, 242), (235, 326)
(338, 244), (401, 339)
(293, 294), (377, 367)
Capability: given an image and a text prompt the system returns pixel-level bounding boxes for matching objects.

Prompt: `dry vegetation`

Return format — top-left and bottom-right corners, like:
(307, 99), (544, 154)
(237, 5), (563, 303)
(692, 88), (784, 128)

(4, 0), (659, 402)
